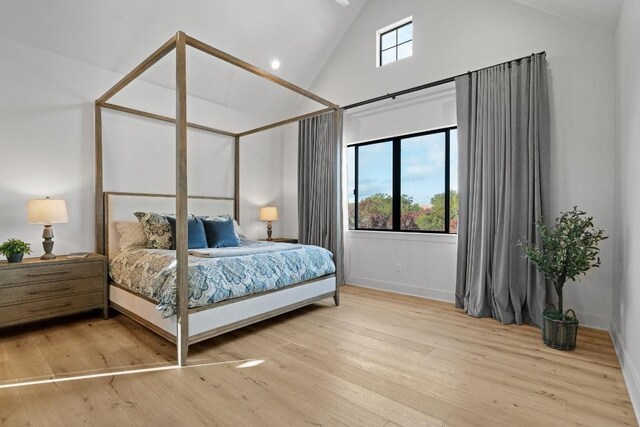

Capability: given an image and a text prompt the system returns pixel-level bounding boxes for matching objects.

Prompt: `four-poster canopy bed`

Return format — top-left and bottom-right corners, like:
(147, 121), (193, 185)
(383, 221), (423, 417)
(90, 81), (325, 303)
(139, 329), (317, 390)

(95, 31), (341, 366)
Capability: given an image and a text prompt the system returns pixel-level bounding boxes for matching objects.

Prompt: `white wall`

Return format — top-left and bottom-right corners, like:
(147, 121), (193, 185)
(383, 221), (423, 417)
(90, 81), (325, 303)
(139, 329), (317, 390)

(307, 0), (617, 328)
(102, 112), (235, 198)
(0, 36), (285, 257)
(612, 0), (640, 416)
(343, 85), (458, 301)
(239, 128), (287, 240)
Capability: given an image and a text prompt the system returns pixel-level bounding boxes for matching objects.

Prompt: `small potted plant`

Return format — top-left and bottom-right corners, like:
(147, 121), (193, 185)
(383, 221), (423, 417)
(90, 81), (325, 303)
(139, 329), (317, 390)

(0, 238), (32, 263)
(522, 207), (607, 351)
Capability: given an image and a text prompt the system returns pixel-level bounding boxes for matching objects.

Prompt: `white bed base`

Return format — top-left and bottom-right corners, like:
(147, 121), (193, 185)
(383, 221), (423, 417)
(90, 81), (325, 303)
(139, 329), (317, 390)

(109, 275), (336, 345)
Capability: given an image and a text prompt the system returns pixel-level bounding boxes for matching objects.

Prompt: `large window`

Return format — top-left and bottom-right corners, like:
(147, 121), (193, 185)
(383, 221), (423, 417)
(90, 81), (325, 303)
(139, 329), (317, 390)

(347, 127), (458, 234)
(377, 18), (413, 67)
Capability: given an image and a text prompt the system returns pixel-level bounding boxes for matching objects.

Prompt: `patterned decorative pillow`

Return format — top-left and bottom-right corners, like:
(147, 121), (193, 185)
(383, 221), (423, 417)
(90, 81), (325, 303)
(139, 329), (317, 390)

(133, 212), (173, 250)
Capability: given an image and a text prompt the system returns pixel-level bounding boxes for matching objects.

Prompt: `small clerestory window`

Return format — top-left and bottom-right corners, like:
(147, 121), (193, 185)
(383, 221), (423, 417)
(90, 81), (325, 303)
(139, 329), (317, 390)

(377, 17), (413, 67)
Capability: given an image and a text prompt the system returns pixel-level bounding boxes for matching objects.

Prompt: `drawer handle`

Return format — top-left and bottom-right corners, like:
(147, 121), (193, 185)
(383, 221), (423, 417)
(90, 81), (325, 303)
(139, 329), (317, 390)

(28, 270), (72, 278)
(28, 286), (72, 295)
(29, 302), (72, 312)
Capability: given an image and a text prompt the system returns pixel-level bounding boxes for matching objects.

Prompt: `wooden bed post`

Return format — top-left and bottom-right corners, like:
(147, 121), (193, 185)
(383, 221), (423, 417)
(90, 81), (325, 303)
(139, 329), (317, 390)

(234, 135), (240, 223)
(97, 36), (177, 105)
(333, 108), (342, 307)
(175, 31), (189, 366)
(96, 32), (342, 362)
(95, 102), (105, 255)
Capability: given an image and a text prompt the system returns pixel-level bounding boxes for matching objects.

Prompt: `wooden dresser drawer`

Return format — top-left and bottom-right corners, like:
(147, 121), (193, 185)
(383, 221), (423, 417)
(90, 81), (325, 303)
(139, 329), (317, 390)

(0, 260), (104, 286)
(0, 291), (103, 327)
(0, 254), (107, 328)
(0, 276), (103, 306)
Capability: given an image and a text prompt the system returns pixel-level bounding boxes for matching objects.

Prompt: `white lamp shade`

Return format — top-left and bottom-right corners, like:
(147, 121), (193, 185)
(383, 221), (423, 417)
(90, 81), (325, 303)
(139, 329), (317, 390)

(28, 199), (69, 224)
(259, 206), (278, 221)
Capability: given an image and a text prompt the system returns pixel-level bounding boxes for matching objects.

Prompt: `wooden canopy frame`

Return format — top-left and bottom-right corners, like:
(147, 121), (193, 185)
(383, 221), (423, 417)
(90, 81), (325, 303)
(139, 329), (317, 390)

(95, 31), (340, 366)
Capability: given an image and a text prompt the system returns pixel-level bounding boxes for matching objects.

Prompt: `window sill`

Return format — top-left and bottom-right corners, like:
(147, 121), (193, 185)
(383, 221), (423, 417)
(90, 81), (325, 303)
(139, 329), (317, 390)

(346, 230), (457, 244)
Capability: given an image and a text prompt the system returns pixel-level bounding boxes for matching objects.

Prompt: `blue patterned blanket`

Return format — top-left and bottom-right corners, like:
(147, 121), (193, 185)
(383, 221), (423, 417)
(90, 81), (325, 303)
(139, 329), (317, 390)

(109, 241), (335, 317)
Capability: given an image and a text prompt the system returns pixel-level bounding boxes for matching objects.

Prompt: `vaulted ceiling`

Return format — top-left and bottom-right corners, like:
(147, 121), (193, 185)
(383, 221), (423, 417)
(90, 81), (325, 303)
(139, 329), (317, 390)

(0, 0), (622, 126)
(0, 0), (368, 126)
(512, 0), (622, 32)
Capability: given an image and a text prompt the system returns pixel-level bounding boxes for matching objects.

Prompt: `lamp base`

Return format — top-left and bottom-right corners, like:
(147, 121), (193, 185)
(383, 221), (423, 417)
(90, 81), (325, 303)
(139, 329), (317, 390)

(266, 221), (273, 241)
(41, 224), (57, 260)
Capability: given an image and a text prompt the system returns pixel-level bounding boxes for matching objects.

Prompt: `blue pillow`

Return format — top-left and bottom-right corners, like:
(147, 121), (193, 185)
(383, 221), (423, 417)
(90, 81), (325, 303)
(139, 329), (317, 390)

(201, 217), (240, 248)
(167, 216), (208, 250)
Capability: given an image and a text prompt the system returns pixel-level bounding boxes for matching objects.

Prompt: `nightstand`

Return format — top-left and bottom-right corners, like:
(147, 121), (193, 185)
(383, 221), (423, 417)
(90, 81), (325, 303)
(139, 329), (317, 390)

(0, 253), (107, 328)
(259, 238), (298, 243)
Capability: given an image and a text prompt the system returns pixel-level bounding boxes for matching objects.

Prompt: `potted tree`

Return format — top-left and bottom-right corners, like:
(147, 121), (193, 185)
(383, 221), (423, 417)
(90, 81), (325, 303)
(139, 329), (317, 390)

(0, 238), (32, 263)
(523, 207), (607, 351)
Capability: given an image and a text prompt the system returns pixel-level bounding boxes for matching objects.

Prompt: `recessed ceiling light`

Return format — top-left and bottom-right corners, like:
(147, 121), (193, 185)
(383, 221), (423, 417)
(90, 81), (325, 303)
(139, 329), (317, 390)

(271, 59), (281, 70)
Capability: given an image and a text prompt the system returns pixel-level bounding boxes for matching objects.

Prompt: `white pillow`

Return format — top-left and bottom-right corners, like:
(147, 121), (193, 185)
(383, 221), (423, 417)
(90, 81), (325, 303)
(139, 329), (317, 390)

(233, 219), (246, 239)
(115, 221), (148, 250)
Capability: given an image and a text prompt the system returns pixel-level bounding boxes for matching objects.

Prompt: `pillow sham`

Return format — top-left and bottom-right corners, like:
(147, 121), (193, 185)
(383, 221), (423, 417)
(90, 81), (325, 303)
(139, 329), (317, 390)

(115, 221), (147, 250)
(166, 216), (208, 250)
(199, 215), (246, 239)
(134, 212), (173, 250)
(232, 219), (246, 240)
(201, 217), (240, 248)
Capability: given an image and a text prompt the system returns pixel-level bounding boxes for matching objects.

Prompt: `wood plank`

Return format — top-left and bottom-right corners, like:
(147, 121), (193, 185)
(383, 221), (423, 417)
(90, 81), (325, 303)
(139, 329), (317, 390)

(174, 30), (189, 367)
(0, 330), (53, 384)
(238, 107), (334, 137)
(198, 341), (397, 426)
(18, 377), (134, 426)
(104, 191), (233, 201)
(110, 302), (177, 344)
(0, 313), (176, 386)
(333, 107), (343, 304)
(185, 35), (338, 110)
(0, 259), (103, 286)
(96, 35), (176, 105)
(1, 286), (636, 426)
(234, 135), (240, 222)
(0, 253), (105, 269)
(95, 103), (104, 255)
(0, 389), (29, 425)
(101, 102), (236, 137)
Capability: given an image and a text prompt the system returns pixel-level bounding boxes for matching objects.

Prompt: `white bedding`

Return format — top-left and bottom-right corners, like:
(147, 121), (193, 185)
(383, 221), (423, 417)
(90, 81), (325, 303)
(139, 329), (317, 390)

(189, 242), (301, 258)
(109, 240), (336, 316)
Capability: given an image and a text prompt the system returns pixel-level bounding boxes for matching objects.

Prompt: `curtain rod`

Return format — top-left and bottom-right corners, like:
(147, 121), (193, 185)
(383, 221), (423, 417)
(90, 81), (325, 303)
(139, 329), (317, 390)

(342, 51), (546, 111)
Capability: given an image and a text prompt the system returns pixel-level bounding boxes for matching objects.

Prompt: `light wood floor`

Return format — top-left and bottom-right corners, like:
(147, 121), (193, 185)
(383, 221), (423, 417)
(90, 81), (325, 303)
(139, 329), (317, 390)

(0, 285), (636, 426)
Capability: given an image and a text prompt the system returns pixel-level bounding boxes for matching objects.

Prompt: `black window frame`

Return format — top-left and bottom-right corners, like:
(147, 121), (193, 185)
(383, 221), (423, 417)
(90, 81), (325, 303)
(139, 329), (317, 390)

(379, 21), (413, 66)
(348, 126), (457, 234)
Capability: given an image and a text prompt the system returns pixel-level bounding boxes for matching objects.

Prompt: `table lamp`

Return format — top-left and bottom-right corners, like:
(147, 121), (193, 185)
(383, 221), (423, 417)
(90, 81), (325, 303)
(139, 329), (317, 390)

(259, 205), (278, 241)
(28, 197), (68, 260)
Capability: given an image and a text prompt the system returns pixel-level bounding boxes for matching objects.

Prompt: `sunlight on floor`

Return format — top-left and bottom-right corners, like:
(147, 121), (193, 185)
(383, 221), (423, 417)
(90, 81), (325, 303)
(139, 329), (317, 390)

(0, 358), (268, 389)
(236, 359), (265, 368)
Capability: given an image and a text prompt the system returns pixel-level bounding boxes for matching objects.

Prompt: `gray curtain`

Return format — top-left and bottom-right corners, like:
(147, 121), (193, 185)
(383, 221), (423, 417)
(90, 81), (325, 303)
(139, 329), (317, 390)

(298, 110), (344, 286)
(455, 53), (551, 326)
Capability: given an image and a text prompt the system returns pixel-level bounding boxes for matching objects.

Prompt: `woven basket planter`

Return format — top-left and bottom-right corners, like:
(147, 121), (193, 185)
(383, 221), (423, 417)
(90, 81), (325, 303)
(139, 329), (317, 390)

(542, 304), (579, 351)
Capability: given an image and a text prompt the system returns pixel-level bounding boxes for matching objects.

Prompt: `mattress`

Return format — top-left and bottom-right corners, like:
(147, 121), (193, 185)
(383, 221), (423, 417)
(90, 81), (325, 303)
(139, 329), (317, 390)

(109, 240), (335, 317)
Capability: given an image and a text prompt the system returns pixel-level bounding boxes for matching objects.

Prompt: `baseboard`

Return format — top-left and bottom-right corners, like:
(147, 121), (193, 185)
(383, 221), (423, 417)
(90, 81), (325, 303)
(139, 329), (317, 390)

(610, 323), (640, 422)
(346, 276), (455, 303)
(347, 276), (609, 329)
(576, 312), (610, 331)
